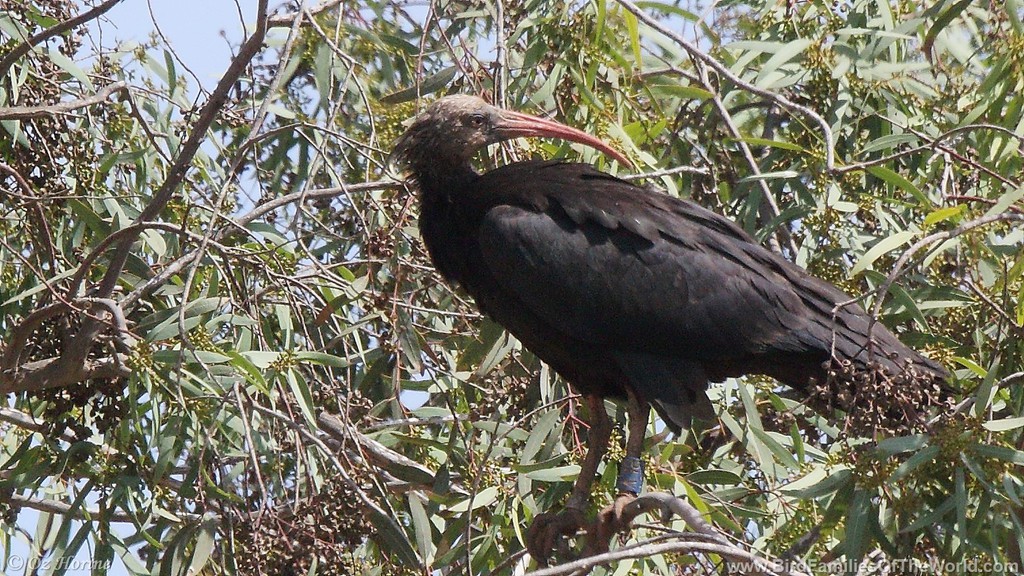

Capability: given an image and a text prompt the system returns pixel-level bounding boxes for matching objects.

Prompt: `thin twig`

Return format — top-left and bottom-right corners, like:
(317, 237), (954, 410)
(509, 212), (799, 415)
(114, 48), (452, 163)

(614, 0), (835, 170)
(867, 212), (1024, 322)
(621, 164), (710, 181)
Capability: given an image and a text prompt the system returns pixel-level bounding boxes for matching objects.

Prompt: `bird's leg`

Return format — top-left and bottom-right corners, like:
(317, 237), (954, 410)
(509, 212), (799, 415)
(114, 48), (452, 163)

(590, 389), (650, 554)
(525, 394), (611, 565)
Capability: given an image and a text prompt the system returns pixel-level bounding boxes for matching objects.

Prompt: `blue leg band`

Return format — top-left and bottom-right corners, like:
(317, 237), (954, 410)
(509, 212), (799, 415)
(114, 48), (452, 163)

(615, 456), (644, 496)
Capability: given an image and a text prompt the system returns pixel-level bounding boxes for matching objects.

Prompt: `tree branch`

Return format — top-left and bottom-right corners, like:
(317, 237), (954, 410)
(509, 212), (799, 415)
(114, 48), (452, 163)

(0, 354), (130, 395)
(0, 82), (127, 120)
(526, 534), (810, 576)
(8, 493), (137, 524)
(0, 0), (125, 79)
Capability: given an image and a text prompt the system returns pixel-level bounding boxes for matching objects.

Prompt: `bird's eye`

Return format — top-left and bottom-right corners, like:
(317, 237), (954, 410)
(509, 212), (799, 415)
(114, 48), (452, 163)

(466, 114), (486, 127)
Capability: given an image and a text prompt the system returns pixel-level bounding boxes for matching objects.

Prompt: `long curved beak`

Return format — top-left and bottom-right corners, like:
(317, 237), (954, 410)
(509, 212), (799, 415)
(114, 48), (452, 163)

(495, 109), (633, 167)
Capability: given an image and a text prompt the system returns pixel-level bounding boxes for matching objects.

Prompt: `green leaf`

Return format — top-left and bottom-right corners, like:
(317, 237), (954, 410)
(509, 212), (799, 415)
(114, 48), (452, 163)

(294, 351), (350, 367)
(889, 445), (941, 481)
(983, 416), (1024, 432)
(48, 48), (93, 89)
(969, 444), (1024, 465)
(447, 486), (499, 513)
(523, 465), (581, 482)
(368, 507), (419, 566)
(843, 490), (873, 561)
(851, 230), (916, 275)
(164, 49), (177, 97)
(876, 434), (928, 455)
(623, 9), (642, 69)
(784, 468), (853, 498)
(187, 516), (217, 576)
(285, 370), (317, 427)
(756, 38), (812, 83)
(732, 136), (805, 152)
(923, 204), (967, 227)
(380, 67), (458, 104)
(923, 0), (974, 56)
(649, 84), (714, 100)
(866, 165), (930, 206)
(686, 469), (743, 485)
(408, 493), (434, 565)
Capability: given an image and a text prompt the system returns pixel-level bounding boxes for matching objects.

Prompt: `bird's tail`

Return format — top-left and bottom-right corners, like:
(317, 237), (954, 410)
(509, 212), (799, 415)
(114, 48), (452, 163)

(775, 286), (952, 435)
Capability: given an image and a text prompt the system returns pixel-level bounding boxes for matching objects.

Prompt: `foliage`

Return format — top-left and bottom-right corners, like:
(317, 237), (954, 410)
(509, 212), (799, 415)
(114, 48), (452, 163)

(1, 0), (1023, 574)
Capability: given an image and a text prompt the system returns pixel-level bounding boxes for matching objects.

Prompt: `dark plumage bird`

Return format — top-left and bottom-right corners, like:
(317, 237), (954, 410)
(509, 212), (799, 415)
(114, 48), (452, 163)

(391, 95), (948, 562)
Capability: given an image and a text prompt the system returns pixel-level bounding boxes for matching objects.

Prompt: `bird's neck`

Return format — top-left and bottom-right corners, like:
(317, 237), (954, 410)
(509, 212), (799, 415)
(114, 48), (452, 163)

(410, 161), (480, 286)
(412, 161), (478, 205)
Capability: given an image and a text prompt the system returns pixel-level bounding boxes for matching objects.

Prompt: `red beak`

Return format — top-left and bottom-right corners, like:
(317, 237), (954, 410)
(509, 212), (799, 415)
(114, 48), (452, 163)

(495, 109), (633, 167)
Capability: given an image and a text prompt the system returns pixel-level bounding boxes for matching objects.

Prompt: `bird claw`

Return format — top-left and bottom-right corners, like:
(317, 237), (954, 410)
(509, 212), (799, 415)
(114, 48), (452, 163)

(525, 507), (587, 565)
(528, 493), (685, 563)
(590, 493), (639, 554)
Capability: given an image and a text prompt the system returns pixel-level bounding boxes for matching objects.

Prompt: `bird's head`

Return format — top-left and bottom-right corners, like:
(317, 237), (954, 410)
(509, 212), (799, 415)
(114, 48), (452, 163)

(390, 95), (630, 171)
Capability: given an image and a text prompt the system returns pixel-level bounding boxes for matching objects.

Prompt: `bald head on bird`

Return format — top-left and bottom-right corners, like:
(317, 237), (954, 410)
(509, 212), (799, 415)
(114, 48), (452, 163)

(389, 95), (630, 173)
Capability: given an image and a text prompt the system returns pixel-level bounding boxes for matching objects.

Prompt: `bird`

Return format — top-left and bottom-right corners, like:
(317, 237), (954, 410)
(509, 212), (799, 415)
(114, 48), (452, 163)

(389, 94), (948, 563)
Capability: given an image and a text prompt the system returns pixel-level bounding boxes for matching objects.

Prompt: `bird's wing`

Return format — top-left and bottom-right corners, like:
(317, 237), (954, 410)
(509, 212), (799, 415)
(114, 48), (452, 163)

(473, 163), (822, 363)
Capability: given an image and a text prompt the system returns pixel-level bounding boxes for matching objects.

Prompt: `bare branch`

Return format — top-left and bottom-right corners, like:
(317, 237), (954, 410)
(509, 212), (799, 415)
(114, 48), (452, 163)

(621, 164), (710, 181)
(525, 534), (810, 576)
(9, 493), (138, 524)
(0, 407), (78, 443)
(0, 354), (130, 395)
(0, 82), (127, 120)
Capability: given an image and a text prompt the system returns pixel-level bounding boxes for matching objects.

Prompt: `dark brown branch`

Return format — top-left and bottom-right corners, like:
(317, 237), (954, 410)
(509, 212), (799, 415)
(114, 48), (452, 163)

(0, 82), (127, 120)
(947, 195), (1024, 214)
(0, 162), (59, 278)
(0, 0), (125, 78)
(0, 354), (130, 395)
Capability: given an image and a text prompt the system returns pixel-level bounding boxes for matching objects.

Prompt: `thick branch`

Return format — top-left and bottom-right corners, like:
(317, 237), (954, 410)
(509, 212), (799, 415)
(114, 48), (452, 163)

(93, 0), (269, 299)
(0, 82), (127, 120)
(21, 0), (270, 395)
(8, 493), (137, 524)
(0, 354), (130, 395)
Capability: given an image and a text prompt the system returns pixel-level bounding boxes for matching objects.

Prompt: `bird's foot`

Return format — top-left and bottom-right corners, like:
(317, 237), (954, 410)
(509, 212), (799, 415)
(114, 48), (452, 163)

(590, 493), (638, 554)
(525, 506), (587, 566)
(589, 456), (645, 554)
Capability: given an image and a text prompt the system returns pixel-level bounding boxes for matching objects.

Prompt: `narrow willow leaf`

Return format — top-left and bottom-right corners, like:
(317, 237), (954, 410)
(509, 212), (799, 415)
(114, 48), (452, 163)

(380, 67), (458, 104)
(866, 165), (930, 205)
(851, 230), (916, 275)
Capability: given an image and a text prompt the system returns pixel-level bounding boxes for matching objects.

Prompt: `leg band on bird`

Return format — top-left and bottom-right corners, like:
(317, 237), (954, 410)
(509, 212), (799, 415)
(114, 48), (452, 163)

(615, 456), (644, 496)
